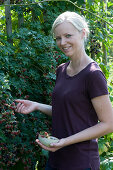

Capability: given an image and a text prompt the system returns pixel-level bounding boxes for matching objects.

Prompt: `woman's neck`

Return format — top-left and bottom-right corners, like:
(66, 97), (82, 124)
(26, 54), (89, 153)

(70, 52), (92, 70)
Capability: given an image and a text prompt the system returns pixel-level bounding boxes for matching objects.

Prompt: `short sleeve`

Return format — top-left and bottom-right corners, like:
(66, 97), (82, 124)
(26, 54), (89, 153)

(56, 65), (60, 81)
(87, 70), (109, 99)
(55, 63), (65, 81)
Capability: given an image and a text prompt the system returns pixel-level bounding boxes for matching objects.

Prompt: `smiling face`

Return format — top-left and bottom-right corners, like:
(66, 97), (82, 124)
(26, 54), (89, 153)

(54, 21), (85, 59)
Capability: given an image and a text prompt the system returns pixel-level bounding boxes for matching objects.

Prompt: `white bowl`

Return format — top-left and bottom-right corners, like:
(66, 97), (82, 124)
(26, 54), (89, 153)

(38, 134), (59, 147)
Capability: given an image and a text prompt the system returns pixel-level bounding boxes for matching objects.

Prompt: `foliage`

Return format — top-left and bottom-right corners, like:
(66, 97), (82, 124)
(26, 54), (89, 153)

(0, 0), (113, 169)
(0, 73), (20, 168)
(99, 134), (113, 170)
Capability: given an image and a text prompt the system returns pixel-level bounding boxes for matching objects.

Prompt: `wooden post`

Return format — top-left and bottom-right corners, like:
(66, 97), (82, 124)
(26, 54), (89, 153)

(4, 0), (13, 44)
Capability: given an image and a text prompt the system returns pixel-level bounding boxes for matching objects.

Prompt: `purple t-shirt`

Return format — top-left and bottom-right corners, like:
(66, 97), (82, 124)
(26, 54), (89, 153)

(49, 61), (109, 170)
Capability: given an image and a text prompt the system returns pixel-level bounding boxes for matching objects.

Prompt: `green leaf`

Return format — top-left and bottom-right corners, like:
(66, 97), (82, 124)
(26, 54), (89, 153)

(110, 95), (113, 102)
(41, 149), (49, 158)
(0, 129), (7, 142)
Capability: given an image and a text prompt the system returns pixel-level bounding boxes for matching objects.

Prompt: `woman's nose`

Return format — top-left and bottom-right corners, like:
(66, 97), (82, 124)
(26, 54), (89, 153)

(60, 38), (66, 45)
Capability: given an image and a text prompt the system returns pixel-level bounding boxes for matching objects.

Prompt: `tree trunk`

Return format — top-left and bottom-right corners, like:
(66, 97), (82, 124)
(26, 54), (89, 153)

(4, 0), (13, 44)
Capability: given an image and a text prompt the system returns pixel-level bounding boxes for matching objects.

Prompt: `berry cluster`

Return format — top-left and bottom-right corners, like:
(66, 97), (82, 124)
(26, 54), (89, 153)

(0, 91), (20, 168)
(90, 30), (101, 56)
(0, 90), (39, 169)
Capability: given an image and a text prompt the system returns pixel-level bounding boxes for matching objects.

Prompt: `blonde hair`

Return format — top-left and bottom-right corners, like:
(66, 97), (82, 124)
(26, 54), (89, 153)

(52, 11), (89, 42)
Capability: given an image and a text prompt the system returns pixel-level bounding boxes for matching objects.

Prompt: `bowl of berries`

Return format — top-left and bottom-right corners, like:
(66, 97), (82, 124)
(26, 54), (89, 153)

(38, 132), (59, 147)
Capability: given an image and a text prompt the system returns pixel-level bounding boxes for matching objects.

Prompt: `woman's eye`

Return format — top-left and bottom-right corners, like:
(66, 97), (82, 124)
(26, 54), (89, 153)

(66, 34), (71, 38)
(55, 37), (61, 41)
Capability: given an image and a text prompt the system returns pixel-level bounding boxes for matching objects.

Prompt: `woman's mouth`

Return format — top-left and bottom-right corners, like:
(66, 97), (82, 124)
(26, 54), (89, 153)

(62, 46), (71, 52)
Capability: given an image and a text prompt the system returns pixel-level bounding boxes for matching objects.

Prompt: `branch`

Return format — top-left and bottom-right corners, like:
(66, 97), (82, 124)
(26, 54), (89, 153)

(0, 0), (112, 28)
(66, 0), (113, 29)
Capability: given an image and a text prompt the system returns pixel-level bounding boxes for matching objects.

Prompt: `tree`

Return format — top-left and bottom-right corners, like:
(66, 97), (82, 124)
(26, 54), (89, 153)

(4, 0), (13, 44)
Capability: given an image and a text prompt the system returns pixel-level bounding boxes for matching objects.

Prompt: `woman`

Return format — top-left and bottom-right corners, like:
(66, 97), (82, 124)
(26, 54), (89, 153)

(15, 11), (113, 170)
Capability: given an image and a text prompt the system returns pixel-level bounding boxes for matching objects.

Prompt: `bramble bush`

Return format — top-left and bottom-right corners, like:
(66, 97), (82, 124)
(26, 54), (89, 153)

(0, 73), (20, 169)
(0, 71), (49, 169)
(0, 17), (68, 169)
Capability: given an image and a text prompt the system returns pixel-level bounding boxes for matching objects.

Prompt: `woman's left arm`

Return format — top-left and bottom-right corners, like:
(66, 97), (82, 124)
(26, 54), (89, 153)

(36, 94), (113, 152)
(64, 95), (113, 145)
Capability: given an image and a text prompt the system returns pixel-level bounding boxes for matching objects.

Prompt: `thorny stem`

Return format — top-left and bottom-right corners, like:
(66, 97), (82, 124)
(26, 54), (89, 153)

(0, 0), (113, 28)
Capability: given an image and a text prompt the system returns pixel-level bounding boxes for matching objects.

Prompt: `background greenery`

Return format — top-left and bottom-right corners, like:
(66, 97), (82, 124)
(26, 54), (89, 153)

(0, 0), (113, 169)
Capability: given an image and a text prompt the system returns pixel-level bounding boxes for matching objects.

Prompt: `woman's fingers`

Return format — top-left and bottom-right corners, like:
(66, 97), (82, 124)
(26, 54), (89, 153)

(15, 100), (28, 113)
(19, 104), (25, 113)
(35, 139), (64, 152)
(15, 103), (21, 112)
(14, 99), (24, 105)
(16, 103), (22, 113)
(36, 140), (53, 151)
(16, 103), (26, 113)
(14, 99), (36, 114)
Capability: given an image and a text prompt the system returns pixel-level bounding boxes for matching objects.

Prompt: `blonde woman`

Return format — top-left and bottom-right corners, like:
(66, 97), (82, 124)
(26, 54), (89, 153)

(15, 11), (113, 170)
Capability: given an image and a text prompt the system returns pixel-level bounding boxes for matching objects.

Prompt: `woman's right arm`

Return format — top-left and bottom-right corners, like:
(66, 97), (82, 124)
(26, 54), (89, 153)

(36, 102), (52, 116)
(15, 99), (52, 116)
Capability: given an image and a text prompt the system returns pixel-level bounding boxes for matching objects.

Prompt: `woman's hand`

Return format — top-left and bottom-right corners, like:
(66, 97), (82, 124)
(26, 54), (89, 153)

(15, 99), (38, 114)
(36, 138), (66, 152)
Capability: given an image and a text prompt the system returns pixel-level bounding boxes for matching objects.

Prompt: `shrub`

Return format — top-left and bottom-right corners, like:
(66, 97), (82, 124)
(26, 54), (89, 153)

(0, 73), (20, 169)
